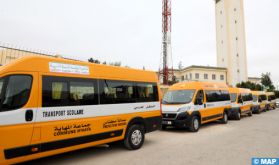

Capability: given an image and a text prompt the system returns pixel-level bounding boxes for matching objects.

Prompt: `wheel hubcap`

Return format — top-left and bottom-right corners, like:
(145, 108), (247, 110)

(131, 130), (142, 146)
(193, 119), (199, 130)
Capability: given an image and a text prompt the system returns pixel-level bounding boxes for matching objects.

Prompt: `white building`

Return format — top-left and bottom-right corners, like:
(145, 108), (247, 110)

(173, 65), (227, 84)
(215, 0), (248, 86)
(248, 77), (261, 84)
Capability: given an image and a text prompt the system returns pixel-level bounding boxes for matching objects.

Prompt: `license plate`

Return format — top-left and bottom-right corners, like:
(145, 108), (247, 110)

(162, 120), (172, 125)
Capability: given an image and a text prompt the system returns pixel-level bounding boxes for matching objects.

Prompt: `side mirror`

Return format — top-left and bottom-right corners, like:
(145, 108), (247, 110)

(238, 98), (243, 104)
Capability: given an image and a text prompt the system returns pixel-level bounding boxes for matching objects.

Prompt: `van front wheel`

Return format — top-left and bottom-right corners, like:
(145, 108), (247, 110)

(235, 110), (241, 120)
(189, 116), (200, 132)
(124, 125), (145, 150)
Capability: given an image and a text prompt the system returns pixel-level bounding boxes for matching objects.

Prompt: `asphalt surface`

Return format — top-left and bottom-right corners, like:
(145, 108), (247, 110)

(23, 109), (279, 165)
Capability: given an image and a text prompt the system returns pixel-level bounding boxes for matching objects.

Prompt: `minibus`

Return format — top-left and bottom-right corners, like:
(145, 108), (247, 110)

(0, 56), (161, 164)
(267, 92), (276, 110)
(161, 82), (231, 132)
(251, 91), (267, 113)
(228, 88), (253, 120)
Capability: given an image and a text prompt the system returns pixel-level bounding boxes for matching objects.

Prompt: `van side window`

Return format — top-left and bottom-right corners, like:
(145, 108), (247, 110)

(136, 83), (158, 102)
(242, 93), (253, 102)
(99, 80), (135, 104)
(205, 90), (230, 102)
(0, 75), (32, 112)
(69, 81), (97, 105)
(42, 76), (98, 107)
(99, 80), (159, 104)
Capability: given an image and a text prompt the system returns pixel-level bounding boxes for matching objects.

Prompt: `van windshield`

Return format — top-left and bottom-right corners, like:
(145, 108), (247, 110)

(162, 90), (195, 104)
(0, 75), (32, 112)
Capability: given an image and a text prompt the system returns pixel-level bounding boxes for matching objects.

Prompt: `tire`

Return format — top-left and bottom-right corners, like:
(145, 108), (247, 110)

(255, 106), (261, 114)
(248, 110), (253, 117)
(220, 112), (228, 124)
(235, 110), (241, 120)
(189, 116), (200, 132)
(124, 124), (145, 150)
(161, 125), (167, 130)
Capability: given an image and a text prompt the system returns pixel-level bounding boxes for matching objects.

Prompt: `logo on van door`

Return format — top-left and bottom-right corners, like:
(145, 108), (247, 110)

(103, 118), (127, 128)
(53, 123), (91, 136)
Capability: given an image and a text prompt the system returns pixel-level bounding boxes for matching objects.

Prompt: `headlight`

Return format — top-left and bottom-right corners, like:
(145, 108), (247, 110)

(177, 106), (191, 112)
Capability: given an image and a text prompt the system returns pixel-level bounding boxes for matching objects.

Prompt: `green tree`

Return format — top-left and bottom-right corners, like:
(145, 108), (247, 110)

(236, 81), (264, 91)
(88, 58), (100, 64)
(261, 72), (275, 91)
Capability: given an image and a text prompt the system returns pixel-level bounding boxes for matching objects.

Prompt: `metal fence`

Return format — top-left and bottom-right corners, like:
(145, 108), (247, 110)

(0, 43), (55, 66)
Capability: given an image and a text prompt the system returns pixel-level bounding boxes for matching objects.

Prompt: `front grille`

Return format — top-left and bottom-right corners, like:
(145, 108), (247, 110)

(162, 113), (177, 119)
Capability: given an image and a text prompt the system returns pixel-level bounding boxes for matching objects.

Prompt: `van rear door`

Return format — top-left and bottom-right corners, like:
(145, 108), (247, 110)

(0, 73), (38, 163)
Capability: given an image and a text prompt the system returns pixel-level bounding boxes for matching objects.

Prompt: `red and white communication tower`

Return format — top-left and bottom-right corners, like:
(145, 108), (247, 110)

(159, 0), (174, 85)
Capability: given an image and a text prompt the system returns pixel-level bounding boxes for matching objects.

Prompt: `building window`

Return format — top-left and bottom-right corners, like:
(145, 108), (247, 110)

(237, 69), (240, 73)
(221, 40), (223, 44)
(221, 25), (223, 28)
(181, 76), (184, 81)
(220, 75), (224, 80)
(220, 10), (222, 14)
(190, 73), (192, 80)
(222, 58), (224, 62)
(186, 74), (188, 80)
(234, 8), (237, 12)
(236, 37), (238, 40)
(235, 20), (237, 24)
(195, 73), (199, 79)
(204, 74), (208, 80)
(212, 74), (216, 80)
(237, 53), (239, 57)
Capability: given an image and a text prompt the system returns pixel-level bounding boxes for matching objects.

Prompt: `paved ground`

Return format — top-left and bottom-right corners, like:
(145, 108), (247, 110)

(23, 109), (279, 165)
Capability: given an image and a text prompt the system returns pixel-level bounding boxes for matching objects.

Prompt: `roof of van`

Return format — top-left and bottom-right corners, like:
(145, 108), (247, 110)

(168, 81), (229, 91)
(251, 91), (266, 96)
(0, 55), (158, 83)
(228, 87), (251, 94)
(266, 92), (275, 96)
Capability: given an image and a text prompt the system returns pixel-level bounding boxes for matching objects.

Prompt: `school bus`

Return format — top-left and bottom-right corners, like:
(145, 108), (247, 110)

(161, 81), (231, 132)
(267, 92), (276, 110)
(251, 91), (267, 113)
(228, 88), (253, 120)
(0, 56), (162, 164)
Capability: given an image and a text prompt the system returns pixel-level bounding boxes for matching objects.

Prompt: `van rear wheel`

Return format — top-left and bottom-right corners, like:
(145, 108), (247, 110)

(124, 124), (145, 150)
(189, 116), (200, 132)
(220, 112), (228, 124)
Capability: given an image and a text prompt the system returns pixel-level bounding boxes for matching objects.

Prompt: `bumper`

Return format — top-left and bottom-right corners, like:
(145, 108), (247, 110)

(228, 107), (239, 118)
(251, 105), (261, 113)
(162, 112), (192, 128)
(270, 103), (276, 109)
(144, 116), (162, 133)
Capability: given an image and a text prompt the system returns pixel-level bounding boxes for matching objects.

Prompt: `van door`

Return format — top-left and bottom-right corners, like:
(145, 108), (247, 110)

(194, 90), (207, 121)
(32, 75), (99, 154)
(0, 73), (37, 162)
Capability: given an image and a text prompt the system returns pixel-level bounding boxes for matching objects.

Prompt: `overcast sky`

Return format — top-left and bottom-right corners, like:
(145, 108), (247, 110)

(0, 0), (278, 86)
